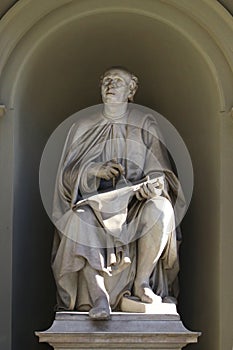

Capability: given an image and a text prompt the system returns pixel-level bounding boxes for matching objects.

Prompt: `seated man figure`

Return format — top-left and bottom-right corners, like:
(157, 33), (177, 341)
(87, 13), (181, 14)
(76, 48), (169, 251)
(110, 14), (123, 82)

(52, 67), (182, 319)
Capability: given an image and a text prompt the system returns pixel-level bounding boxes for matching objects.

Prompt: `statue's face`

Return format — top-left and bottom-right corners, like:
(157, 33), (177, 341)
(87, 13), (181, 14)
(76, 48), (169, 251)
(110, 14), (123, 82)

(101, 69), (132, 104)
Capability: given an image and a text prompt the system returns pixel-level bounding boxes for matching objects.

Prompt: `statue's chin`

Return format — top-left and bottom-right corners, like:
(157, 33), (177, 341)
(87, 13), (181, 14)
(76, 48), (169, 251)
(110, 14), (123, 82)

(103, 98), (119, 104)
(103, 101), (128, 107)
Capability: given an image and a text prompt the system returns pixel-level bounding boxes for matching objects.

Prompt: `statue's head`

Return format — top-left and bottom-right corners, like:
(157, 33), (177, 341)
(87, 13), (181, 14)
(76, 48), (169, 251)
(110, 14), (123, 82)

(101, 67), (138, 104)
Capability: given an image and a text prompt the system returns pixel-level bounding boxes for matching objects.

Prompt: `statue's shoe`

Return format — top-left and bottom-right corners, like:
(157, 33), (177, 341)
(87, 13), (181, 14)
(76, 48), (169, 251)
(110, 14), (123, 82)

(89, 296), (111, 320)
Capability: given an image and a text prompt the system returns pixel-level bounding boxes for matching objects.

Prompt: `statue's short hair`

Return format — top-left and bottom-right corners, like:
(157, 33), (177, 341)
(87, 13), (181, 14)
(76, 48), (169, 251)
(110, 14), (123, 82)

(100, 66), (139, 102)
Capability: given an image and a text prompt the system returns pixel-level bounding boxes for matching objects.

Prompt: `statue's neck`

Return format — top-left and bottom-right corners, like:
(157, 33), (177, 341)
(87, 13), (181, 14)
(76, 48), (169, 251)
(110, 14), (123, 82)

(103, 102), (128, 119)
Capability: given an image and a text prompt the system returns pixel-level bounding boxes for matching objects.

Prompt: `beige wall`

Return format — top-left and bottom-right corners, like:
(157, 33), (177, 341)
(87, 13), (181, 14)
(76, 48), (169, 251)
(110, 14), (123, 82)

(0, 1), (232, 350)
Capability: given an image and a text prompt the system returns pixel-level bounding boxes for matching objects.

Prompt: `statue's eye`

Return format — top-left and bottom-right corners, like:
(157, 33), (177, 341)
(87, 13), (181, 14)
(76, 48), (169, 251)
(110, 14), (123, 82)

(102, 78), (110, 86)
(102, 77), (126, 87)
(116, 79), (123, 86)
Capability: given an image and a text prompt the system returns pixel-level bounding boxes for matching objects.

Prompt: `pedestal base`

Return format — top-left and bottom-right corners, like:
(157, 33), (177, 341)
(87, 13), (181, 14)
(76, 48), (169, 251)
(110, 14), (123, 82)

(36, 312), (200, 349)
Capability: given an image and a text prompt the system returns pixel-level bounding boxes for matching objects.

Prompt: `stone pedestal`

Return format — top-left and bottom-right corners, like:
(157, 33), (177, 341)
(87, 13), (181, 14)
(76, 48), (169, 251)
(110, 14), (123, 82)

(36, 312), (200, 350)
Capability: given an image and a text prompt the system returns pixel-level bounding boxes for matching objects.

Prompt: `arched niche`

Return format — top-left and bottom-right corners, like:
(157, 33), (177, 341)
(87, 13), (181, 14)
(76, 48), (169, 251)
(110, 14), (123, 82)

(0, 1), (232, 350)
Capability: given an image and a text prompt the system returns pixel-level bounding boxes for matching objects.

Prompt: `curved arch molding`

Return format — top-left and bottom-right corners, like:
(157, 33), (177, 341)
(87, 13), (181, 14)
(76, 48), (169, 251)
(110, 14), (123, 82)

(0, 0), (232, 112)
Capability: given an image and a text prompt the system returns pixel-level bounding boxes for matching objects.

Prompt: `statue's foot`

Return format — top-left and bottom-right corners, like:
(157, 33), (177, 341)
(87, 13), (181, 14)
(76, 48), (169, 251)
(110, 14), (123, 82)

(134, 283), (162, 304)
(89, 296), (111, 320)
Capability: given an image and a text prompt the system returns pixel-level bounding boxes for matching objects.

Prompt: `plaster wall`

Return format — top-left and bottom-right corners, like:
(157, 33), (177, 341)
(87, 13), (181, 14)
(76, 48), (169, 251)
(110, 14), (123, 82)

(0, 1), (232, 350)
(0, 0), (17, 18)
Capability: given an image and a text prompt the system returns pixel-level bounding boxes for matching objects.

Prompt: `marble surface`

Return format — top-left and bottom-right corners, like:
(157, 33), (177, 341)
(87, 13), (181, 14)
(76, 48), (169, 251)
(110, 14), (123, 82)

(36, 312), (201, 349)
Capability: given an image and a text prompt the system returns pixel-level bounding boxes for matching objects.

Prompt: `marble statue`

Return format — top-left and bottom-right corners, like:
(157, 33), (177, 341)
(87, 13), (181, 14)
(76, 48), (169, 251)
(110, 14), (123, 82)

(51, 67), (184, 319)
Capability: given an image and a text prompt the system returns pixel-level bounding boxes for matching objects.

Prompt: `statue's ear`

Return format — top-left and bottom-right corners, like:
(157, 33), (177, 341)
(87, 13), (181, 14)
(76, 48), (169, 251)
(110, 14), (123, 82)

(130, 79), (137, 91)
(128, 79), (138, 101)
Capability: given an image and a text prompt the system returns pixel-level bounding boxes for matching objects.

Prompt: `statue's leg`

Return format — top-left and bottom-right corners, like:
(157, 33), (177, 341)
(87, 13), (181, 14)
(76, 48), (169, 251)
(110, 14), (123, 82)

(83, 262), (111, 319)
(134, 197), (174, 303)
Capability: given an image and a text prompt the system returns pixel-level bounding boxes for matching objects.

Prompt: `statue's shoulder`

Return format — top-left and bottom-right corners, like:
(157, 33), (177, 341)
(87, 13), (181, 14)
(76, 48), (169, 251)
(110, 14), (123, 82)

(68, 106), (103, 136)
(128, 104), (159, 129)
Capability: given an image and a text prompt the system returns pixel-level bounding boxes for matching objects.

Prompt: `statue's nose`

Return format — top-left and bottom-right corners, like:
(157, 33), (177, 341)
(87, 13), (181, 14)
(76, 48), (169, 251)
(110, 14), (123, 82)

(108, 79), (117, 88)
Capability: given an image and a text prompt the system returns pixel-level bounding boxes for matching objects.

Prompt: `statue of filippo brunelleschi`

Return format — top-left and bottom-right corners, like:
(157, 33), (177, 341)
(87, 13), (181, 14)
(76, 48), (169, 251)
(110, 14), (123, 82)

(51, 67), (185, 320)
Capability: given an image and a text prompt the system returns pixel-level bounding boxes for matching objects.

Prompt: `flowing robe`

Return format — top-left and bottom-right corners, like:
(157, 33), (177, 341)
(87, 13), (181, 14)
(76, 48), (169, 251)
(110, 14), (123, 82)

(52, 105), (184, 311)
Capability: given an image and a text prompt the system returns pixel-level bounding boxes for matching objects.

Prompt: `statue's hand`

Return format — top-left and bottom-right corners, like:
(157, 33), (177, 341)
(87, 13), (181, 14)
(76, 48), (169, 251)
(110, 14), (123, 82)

(135, 183), (162, 201)
(92, 161), (124, 180)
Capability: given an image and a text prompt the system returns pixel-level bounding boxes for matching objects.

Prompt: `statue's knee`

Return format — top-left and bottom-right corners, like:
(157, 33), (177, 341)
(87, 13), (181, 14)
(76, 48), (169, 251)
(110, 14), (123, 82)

(157, 198), (174, 232)
(143, 197), (172, 215)
(142, 197), (174, 232)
